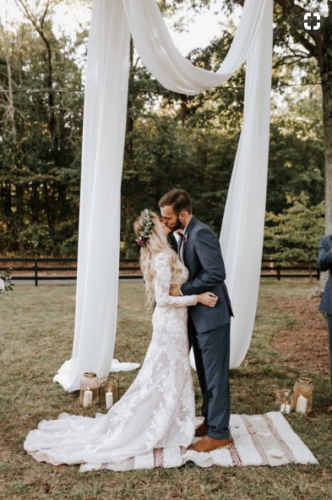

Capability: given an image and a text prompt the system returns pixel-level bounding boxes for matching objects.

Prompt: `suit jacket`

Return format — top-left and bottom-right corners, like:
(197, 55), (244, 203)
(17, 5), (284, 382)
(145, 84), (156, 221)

(180, 217), (233, 333)
(317, 234), (332, 315)
(167, 232), (178, 253)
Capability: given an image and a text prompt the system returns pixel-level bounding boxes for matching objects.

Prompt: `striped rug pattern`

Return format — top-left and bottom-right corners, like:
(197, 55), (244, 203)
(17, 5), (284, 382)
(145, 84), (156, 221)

(94, 412), (318, 472)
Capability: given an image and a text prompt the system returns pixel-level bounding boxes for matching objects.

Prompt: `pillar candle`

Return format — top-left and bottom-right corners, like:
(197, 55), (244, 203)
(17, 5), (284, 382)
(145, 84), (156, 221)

(296, 395), (307, 414)
(106, 391), (114, 410)
(83, 387), (93, 407)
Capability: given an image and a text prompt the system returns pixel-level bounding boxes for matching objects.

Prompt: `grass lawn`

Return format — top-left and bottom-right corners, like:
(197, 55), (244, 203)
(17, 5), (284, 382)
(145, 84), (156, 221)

(1, 280), (332, 500)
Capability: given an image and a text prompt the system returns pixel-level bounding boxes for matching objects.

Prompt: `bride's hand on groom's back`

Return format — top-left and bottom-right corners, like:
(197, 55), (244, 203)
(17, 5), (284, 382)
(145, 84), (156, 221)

(197, 292), (218, 308)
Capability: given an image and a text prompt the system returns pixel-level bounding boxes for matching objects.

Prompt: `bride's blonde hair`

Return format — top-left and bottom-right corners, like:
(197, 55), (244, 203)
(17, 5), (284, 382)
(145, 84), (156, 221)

(134, 210), (183, 305)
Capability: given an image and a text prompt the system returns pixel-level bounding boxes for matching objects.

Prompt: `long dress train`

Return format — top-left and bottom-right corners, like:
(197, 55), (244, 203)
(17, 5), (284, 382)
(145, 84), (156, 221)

(24, 251), (197, 472)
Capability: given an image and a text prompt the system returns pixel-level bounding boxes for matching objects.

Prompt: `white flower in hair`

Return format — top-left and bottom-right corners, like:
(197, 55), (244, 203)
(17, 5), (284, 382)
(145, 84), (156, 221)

(135, 209), (154, 248)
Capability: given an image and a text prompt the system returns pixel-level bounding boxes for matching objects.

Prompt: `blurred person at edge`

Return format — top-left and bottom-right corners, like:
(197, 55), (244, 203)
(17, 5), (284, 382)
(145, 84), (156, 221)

(317, 233), (332, 414)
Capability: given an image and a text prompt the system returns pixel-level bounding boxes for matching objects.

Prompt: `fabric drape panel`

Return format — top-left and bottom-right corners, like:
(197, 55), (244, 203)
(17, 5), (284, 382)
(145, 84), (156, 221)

(122, 0), (268, 94)
(220, 1), (273, 367)
(54, 0), (131, 391)
(54, 0), (273, 391)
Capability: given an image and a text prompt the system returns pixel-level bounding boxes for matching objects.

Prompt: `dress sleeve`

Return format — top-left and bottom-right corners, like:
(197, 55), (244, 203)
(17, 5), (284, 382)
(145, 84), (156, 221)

(154, 252), (197, 308)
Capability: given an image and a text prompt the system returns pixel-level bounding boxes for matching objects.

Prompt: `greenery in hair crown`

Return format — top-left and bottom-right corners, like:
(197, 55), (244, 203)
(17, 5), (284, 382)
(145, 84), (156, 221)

(135, 209), (154, 248)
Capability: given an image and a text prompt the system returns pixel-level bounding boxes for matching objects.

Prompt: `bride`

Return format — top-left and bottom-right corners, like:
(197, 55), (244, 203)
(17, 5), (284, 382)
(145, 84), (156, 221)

(24, 210), (218, 471)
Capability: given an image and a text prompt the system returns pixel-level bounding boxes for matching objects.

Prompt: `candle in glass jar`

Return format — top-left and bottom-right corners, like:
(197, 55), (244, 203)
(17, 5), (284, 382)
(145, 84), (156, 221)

(296, 395), (307, 414)
(83, 386), (93, 407)
(285, 404), (291, 414)
(280, 403), (286, 412)
(106, 390), (113, 410)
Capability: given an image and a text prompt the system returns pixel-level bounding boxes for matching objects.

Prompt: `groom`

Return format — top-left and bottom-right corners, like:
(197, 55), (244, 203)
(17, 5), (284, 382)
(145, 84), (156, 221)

(159, 189), (233, 452)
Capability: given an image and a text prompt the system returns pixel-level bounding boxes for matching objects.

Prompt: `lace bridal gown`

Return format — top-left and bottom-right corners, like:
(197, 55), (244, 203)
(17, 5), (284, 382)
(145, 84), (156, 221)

(24, 252), (197, 472)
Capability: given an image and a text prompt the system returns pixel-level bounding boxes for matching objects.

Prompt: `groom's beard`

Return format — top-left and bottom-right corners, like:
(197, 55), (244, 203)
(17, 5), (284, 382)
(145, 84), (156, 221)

(172, 216), (183, 232)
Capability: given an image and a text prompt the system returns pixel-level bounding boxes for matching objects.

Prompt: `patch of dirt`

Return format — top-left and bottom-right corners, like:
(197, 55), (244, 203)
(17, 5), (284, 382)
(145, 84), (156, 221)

(270, 296), (330, 376)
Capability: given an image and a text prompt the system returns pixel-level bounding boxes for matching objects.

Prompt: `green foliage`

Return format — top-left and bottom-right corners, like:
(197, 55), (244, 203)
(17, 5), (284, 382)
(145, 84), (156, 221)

(264, 194), (324, 264)
(0, 1), (326, 260)
(267, 87), (324, 214)
(0, 15), (85, 256)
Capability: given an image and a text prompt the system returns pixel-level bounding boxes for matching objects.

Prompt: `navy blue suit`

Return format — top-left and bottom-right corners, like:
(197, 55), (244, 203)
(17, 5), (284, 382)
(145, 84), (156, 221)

(167, 232), (178, 254)
(179, 217), (233, 439)
(317, 235), (332, 402)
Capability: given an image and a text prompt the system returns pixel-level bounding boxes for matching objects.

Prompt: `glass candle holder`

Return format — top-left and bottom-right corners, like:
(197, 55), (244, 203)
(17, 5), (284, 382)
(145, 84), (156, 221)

(100, 374), (119, 409)
(275, 388), (292, 413)
(275, 389), (286, 406)
(80, 372), (100, 407)
(283, 389), (292, 414)
(292, 377), (313, 414)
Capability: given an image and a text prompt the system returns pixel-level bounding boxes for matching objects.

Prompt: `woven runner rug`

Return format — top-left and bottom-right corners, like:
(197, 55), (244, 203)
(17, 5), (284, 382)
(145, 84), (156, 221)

(92, 412), (318, 472)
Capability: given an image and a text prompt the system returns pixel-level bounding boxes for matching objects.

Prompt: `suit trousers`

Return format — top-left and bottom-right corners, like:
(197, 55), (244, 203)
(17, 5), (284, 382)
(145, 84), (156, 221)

(189, 317), (230, 440)
(328, 314), (332, 403)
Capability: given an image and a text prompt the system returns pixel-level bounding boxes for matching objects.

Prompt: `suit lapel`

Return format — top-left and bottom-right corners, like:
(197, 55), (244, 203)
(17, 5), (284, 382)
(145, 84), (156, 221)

(182, 217), (197, 264)
(185, 217), (197, 236)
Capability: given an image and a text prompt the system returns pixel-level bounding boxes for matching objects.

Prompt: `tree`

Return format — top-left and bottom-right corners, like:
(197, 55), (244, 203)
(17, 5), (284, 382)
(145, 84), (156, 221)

(0, 0), (328, 262)
(275, 0), (332, 236)
(264, 193), (324, 264)
(216, 0), (332, 234)
(14, 0), (62, 149)
(0, 3), (86, 255)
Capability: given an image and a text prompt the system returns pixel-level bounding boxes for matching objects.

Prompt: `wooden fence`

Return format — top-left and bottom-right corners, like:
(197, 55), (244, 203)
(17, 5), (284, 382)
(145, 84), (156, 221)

(0, 258), (320, 286)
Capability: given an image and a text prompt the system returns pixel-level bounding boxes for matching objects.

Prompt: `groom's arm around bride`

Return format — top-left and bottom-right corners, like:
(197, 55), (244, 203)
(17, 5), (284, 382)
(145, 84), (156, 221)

(168, 213), (233, 335)
(178, 222), (233, 332)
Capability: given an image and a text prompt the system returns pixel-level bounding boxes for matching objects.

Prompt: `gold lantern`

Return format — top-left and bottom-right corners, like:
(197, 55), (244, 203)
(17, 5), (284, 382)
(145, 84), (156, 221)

(80, 372), (100, 407)
(100, 374), (119, 410)
(292, 377), (314, 414)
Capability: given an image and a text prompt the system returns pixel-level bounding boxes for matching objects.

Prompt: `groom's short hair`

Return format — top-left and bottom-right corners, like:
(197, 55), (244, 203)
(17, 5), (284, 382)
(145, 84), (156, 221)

(158, 189), (192, 215)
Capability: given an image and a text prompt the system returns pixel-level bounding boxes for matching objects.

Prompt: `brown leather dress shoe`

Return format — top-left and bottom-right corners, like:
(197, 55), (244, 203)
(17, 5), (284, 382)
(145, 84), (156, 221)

(194, 422), (208, 437)
(188, 436), (232, 453)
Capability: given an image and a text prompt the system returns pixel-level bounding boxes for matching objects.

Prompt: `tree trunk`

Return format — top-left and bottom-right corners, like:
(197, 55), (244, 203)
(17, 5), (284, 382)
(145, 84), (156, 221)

(123, 37), (135, 258)
(310, 10), (332, 298)
(58, 183), (67, 219)
(320, 17), (332, 236)
(15, 1), (57, 148)
(1, 25), (17, 143)
(43, 183), (54, 237)
(180, 95), (188, 127)
(39, 30), (56, 149)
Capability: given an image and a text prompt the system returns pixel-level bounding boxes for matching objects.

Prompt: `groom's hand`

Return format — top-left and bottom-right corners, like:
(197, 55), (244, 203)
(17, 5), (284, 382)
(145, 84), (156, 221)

(170, 284), (181, 296)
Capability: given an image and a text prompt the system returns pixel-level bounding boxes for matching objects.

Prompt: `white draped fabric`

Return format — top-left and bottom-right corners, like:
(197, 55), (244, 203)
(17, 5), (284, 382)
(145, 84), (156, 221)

(54, 0), (273, 391)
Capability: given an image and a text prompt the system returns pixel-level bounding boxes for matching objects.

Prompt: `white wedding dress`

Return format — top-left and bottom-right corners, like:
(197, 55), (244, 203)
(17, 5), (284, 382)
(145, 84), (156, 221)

(24, 251), (198, 472)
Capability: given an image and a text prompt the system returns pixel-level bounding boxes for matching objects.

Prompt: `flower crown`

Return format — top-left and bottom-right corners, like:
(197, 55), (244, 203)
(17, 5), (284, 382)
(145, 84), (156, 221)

(135, 209), (154, 248)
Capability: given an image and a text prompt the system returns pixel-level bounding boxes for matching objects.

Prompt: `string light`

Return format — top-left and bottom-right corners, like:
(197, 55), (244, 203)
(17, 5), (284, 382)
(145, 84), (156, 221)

(0, 82), (329, 94)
